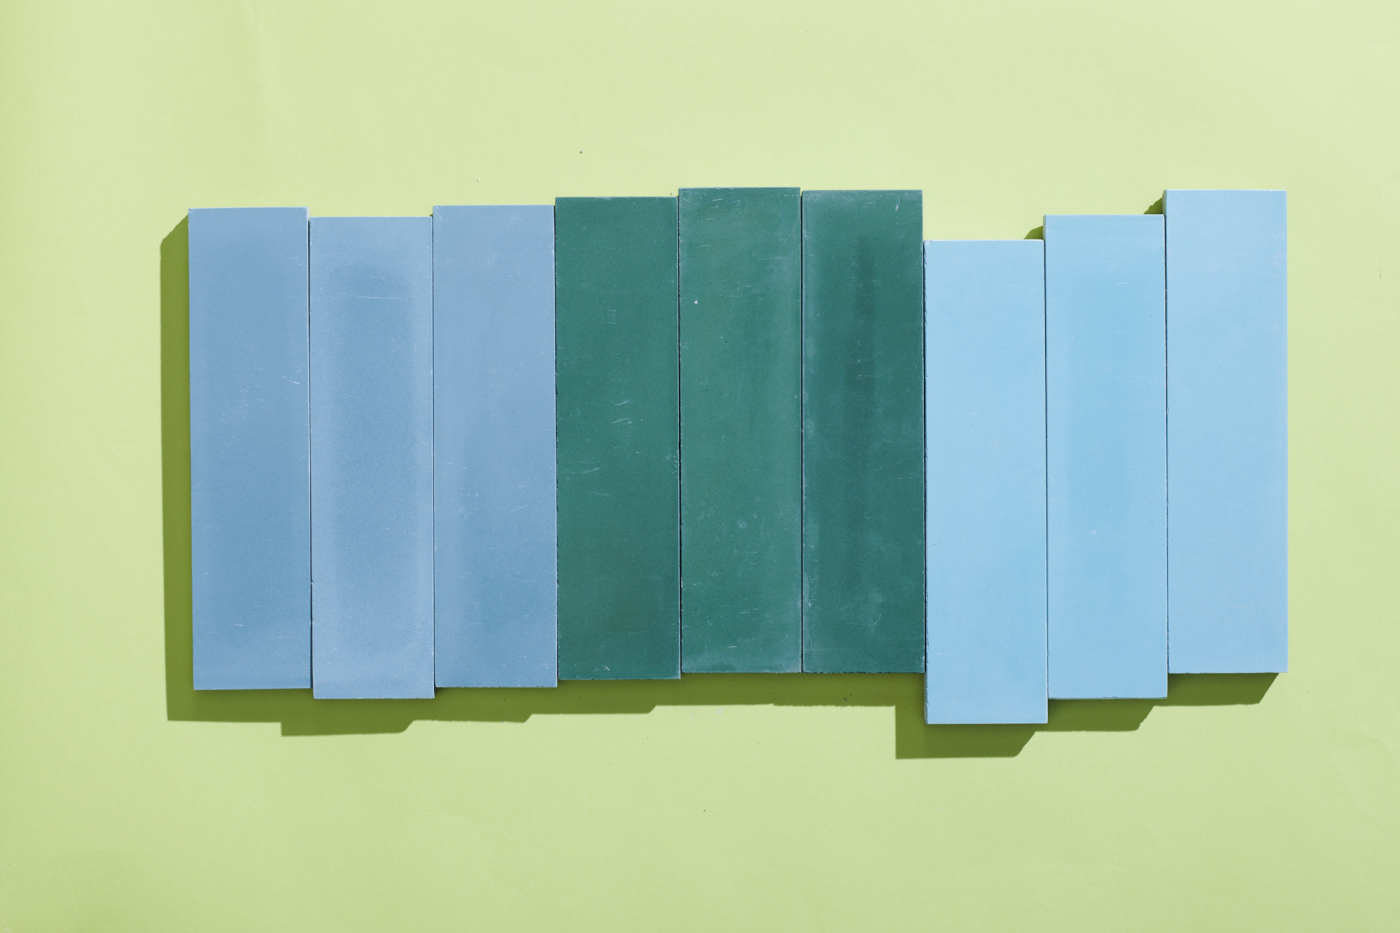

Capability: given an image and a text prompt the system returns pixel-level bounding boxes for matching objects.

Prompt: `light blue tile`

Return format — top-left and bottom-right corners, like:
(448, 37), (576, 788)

(188, 207), (310, 690)
(1165, 190), (1287, 673)
(310, 217), (434, 699)
(1045, 215), (1167, 699)
(432, 205), (558, 688)
(924, 241), (1047, 724)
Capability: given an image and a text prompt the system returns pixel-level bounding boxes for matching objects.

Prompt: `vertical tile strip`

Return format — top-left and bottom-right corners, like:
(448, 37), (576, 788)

(801, 191), (925, 673)
(432, 205), (558, 687)
(188, 207), (311, 690)
(555, 197), (680, 679)
(1045, 214), (1167, 698)
(309, 217), (434, 699)
(1165, 190), (1287, 673)
(679, 188), (802, 673)
(924, 240), (1047, 723)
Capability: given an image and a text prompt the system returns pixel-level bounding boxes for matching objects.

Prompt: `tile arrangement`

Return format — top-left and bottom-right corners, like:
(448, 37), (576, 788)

(186, 188), (1287, 723)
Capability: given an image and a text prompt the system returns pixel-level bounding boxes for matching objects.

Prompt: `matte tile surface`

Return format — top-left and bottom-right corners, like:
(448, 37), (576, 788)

(801, 190), (925, 673)
(679, 188), (801, 673)
(188, 207), (311, 690)
(924, 240), (1047, 723)
(555, 197), (680, 680)
(1165, 190), (1288, 673)
(1045, 214), (1166, 699)
(433, 205), (558, 687)
(310, 217), (434, 699)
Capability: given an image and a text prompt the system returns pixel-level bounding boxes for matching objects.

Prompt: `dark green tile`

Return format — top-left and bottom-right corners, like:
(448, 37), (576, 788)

(555, 197), (680, 679)
(679, 188), (802, 673)
(801, 190), (925, 673)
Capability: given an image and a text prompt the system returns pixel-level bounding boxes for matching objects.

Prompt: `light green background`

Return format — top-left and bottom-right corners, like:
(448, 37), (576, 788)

(3, 1), (1397, 929)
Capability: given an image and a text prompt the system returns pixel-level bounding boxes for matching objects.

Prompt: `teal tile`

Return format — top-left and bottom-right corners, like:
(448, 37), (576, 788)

(555, 197), (680, 680)
(801, 191), (925, 673)
(679, 188), (801, 673)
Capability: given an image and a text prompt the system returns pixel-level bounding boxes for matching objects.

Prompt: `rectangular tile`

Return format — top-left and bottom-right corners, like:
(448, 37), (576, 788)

(924, 241), (1047, 723)
(1045, 215), (1167, 698)
(309, 217), (434, 699)
(801, 190), (925, 673)
(432, 205), (558, 687)
(555, 197), (680, 679)
(188, 207), (311, 690)
(1165, 190), (1288, 673)
(679, 188), (802, 673)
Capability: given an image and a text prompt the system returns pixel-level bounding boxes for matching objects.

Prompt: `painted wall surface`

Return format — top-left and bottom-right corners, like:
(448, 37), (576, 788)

(2, 1), (1396, 930)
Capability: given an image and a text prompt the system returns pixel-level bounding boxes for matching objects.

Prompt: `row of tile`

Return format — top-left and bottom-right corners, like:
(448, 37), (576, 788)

(187, 188), (1286, 722)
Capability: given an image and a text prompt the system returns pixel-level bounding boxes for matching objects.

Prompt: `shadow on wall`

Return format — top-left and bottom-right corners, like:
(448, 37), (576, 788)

(160, 214), (1274, 759)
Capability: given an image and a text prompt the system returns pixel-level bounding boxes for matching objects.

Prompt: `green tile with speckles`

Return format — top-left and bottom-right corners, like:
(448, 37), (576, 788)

(679, 188), (802, 673)
(800, 190), (926, 673)
(555, 197), (680, 679)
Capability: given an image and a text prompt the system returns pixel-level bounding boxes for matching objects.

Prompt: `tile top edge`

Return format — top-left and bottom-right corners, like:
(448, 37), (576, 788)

(432, 204), (554, 211)
(801, 189), (922, 196)
(677, 186), (801, 193)
(308, 215), (432, 222)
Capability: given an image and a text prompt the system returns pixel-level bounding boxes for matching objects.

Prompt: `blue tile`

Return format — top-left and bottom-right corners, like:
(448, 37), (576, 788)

(188, 207), (310, 690)
(1045, 215), (1167, 699)
(1165, 190), (1288, 673)
(309, 217), (434, 699)
(924, 241), (1047, 723)
(432, 205), (558, 688)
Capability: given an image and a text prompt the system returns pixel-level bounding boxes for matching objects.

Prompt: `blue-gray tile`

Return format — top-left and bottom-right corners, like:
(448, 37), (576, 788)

(432, 205), (558, 688)
(310, 217), (434, 699)
(188, 207), (310, 691)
